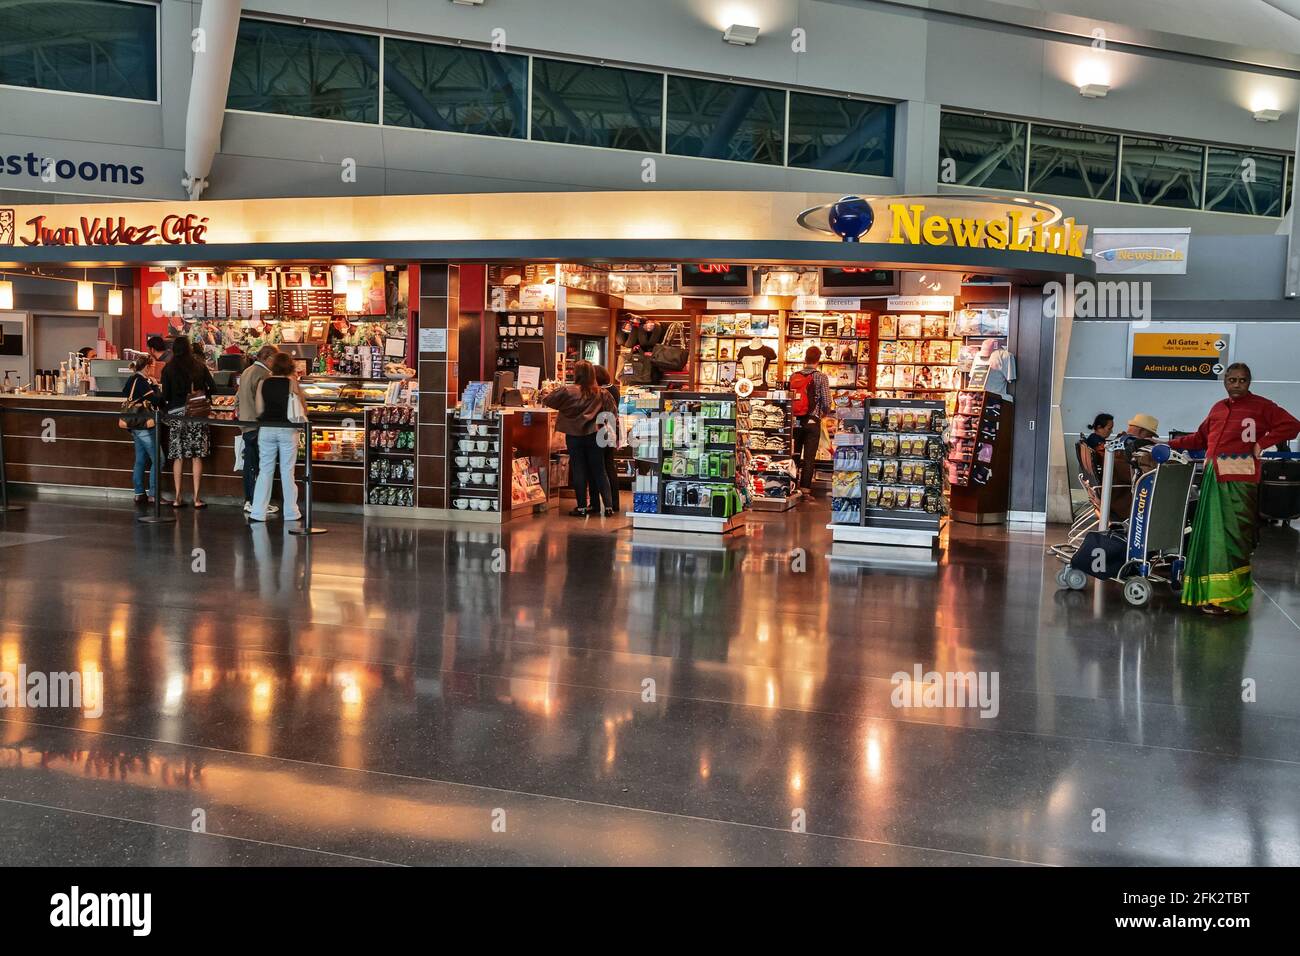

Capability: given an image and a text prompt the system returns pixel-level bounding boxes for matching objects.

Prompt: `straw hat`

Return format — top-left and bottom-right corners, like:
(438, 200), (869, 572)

(1128, 413), (1160, 434)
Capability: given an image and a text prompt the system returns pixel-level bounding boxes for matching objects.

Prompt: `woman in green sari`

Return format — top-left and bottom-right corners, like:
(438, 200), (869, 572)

(1168, 364), (1300, 615)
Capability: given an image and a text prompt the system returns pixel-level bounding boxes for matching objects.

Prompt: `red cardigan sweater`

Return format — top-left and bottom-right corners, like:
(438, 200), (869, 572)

(1168, 392), (1300, 483)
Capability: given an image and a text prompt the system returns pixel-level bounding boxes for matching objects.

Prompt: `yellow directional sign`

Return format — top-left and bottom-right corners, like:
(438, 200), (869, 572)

(1131, 331), (1229, 380)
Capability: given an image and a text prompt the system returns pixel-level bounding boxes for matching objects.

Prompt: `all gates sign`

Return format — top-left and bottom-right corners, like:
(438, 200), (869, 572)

(1129, 325), (1234, 381)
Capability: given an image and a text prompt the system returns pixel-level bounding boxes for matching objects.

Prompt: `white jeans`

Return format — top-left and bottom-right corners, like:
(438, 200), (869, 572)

(250, 427), (301, 521)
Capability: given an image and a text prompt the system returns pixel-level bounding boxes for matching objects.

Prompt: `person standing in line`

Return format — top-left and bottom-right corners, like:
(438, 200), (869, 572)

(543, 360), (617, 517)
(236, 344), (280, 515)
(144, 335), (170, 381)
(122, 355), (162, 505)
(589, 364), (622, 514)
(249, 352), (306, 523)
(789, 346), (832, 494)
(1167, 362), (1300, 615)
(161, 335), (214, 508)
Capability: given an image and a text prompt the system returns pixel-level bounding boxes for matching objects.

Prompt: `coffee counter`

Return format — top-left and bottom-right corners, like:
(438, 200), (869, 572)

(0, 395), (364, 505)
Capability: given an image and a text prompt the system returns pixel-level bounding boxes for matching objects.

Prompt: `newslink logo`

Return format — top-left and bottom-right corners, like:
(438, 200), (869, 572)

(1, 152), (145, 187)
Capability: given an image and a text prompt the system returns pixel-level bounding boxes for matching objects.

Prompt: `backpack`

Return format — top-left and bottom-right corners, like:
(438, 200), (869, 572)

(790, 370), (816, 417)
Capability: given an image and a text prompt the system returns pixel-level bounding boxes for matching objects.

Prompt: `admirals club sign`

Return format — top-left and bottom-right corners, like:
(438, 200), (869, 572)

(0, 210), (209, 246)
(798, 195), (1089, 258)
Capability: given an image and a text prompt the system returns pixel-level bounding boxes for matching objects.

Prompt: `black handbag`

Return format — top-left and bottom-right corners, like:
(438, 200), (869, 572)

(117, 377), (155, 431)
(650, 322), (688, 372)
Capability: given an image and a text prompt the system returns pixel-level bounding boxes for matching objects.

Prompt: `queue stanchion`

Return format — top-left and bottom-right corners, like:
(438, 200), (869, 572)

(288, 418), (326, 536)
(0, 404), (22, 513)
(137, 413), (176, 524)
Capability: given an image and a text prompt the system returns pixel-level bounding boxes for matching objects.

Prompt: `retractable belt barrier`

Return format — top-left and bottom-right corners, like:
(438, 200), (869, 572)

(0, 404), (325, 533)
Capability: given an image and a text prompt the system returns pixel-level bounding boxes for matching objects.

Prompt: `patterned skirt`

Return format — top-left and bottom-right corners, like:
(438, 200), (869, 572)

(166, 417), (211, 460)
(1181, 464), (1258, 613)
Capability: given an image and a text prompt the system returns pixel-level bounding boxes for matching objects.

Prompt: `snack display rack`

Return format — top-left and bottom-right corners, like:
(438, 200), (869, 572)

(740, 395), (800, 511)
(364, 405), (417, 511)
(630, 391), (746, 535)
(829, 397), (947, 548)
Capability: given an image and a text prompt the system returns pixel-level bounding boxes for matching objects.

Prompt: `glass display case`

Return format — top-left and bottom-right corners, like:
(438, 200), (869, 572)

(299, 376), (389, 465)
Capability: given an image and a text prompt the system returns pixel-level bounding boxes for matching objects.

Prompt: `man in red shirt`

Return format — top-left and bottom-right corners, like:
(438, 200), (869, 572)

(1168, 363), (1300, 615)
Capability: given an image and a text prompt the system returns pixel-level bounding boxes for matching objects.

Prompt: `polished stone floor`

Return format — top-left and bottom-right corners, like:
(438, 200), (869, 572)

(1, 495), (1298, 866)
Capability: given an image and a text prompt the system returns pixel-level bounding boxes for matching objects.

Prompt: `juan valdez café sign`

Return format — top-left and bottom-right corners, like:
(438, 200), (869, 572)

(17, 213), (209, 246)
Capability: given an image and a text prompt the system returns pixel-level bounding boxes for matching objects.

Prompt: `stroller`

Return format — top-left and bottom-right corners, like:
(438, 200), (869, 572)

(1050, 439), (1196, 607)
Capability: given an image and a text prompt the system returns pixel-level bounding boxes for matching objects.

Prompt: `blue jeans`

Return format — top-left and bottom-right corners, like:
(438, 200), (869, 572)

(130, 429), (158, 497)
(241, 429), (260, 504)
(250, 427), (301, 521)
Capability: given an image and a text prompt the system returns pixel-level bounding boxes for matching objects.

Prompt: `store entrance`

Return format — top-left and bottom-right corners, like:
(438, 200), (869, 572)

(459, 260), (1028, 526)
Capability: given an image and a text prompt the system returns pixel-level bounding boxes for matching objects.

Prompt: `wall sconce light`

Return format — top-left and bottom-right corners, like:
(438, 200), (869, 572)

(450, 0), (485, 5)
(1253, 108), (1282, 122)
(252, 277), (271, 311)
(1076, 60), (1110, 98)
(1250, 92), (1281, 122)
(0, 279), (12, 311)
(723, 24), (760, 46)
(77, 280), (94, 311)
(159, 278), (180, 315)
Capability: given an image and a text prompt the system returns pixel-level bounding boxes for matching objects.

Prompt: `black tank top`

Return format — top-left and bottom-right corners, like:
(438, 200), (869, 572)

(258, 377), (291, 423)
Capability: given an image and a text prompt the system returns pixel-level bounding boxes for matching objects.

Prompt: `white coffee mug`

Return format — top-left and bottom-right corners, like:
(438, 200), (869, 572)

(458, 471), (471, 484)
(454, 498), (468, 510)
(471, 472), (484, 484)
(471, 456), (485, 468)
(455, 455), (468, 467)
(484, 474), (497, 485)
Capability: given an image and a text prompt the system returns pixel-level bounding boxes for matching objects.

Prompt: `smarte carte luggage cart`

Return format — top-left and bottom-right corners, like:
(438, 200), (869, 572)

(1052, 442), (1196, 607)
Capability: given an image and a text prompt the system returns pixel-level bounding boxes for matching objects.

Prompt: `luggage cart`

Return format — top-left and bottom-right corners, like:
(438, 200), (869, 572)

(1052, 443), (1196, 607)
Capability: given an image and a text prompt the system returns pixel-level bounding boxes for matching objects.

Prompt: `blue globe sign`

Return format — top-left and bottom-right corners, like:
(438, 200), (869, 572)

(827, 196), (874, 242)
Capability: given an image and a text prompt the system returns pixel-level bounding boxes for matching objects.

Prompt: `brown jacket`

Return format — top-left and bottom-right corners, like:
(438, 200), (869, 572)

(543, 384), (616, 436)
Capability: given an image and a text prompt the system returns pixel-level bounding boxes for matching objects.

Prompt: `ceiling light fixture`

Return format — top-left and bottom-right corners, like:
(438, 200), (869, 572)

(0, 279), (12, 311)
(159, 276), (180, 315)
(1076, 60), (1110, 98)
(252, 276), (271, 311)
(723, 23), (760, 46)
(77, 278), (94, 311)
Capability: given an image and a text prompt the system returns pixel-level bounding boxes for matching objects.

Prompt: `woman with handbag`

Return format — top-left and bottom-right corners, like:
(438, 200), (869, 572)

(161, 335), (215, 508)
(544, 360), (617, 517)
(120, 355), (162, 505)
(1167, 362), (1300, 615)
(249, 352), (307, 523)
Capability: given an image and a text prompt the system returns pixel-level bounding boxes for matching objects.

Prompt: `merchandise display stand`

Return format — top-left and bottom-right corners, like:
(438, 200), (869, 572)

(828, 397), (947, 549)
(740, 395), (800, 512)
(948, 392), (1014, 524)
(364, 405), (417, 514)
(448, 413), (505, 517)
(629, 391), (746, 536)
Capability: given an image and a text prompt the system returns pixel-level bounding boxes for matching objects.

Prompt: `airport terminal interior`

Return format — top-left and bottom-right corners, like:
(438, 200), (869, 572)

(2, 0), (1300, 874)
